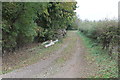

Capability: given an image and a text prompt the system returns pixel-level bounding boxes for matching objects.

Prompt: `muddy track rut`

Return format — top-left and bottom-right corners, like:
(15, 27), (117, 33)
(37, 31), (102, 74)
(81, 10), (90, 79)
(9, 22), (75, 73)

(1, 31), (97, 78)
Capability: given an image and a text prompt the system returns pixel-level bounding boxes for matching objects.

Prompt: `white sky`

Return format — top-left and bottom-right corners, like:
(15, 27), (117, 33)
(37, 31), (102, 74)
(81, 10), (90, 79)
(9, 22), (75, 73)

(75, 0), (120, 21)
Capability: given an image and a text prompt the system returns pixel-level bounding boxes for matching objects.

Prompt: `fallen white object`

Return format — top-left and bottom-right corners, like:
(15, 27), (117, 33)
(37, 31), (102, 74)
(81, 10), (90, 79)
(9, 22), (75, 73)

(53, 39), (58, 43)
(44, 39), (58, 48)
(45, 41), (54, 48)
(41, 41), (49, 45)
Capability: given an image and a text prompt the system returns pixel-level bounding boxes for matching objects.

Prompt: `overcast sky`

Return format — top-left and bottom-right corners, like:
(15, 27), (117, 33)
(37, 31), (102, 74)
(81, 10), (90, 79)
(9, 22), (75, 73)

(75, 0), (120, 21)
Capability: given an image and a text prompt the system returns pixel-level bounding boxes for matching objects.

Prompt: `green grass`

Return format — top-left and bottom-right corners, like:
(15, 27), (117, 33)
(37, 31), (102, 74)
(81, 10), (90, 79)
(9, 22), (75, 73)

(0, 71), (2, 75)
(53, 31), (78, 65)
(77, 31), (118, 78)
(2, 42), (63, 74)
(2, 39), (66, 74)
(2, 31), (76, 74)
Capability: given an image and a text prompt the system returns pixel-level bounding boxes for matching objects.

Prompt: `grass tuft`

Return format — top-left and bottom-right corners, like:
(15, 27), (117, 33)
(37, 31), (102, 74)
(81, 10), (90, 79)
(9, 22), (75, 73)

(77, 31), (118, 78)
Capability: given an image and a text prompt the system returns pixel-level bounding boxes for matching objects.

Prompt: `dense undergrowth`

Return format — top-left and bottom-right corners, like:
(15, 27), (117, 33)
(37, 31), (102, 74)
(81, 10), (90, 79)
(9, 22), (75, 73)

(2, 2), (77, 53)
(77, 19), (119, 59)
(2, 31), (76, 74)
(77, 18), (119, 78)
(77, 31), (118, 78)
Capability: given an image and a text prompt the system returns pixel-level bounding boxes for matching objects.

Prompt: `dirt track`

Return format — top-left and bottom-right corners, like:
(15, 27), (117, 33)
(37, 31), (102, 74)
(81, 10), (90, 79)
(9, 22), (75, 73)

(1, 31), (97, 78)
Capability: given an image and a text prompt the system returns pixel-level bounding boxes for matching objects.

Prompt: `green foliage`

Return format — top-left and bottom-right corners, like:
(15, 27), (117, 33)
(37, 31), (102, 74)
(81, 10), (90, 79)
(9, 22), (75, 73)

(2, 2), (77, 52)
(35, 2), (77, 41)
(78, 19), (119, 57)
(77, 32), (118, 78)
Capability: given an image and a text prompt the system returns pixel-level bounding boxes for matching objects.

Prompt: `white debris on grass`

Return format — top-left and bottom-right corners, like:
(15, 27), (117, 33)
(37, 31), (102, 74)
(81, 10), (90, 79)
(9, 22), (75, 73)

(53, 39), (58, 43)
(42, 39), (59, 48)
(41, 41), (49, 45)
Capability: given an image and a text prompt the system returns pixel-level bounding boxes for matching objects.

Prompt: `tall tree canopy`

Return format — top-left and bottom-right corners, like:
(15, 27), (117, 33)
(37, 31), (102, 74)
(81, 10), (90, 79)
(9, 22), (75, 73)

(2, 2), (77, 52)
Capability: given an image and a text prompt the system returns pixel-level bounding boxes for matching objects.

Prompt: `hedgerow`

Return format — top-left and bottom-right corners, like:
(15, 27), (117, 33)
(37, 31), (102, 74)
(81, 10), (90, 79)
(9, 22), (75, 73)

(78, 19), (119, 58)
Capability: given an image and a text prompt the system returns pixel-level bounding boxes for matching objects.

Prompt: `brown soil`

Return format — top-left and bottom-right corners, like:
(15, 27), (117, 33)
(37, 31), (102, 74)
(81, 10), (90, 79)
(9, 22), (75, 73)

(1, 31), (97, 78)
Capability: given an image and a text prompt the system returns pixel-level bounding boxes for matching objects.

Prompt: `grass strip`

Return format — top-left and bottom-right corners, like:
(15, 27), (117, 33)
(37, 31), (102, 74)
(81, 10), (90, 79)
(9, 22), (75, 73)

(77, 31), (118, 78)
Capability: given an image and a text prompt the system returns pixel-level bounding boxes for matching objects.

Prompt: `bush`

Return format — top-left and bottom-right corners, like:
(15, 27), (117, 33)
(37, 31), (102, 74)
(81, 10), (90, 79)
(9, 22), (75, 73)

(78, 19), (119, 58)
(2, 2), (77, 53)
